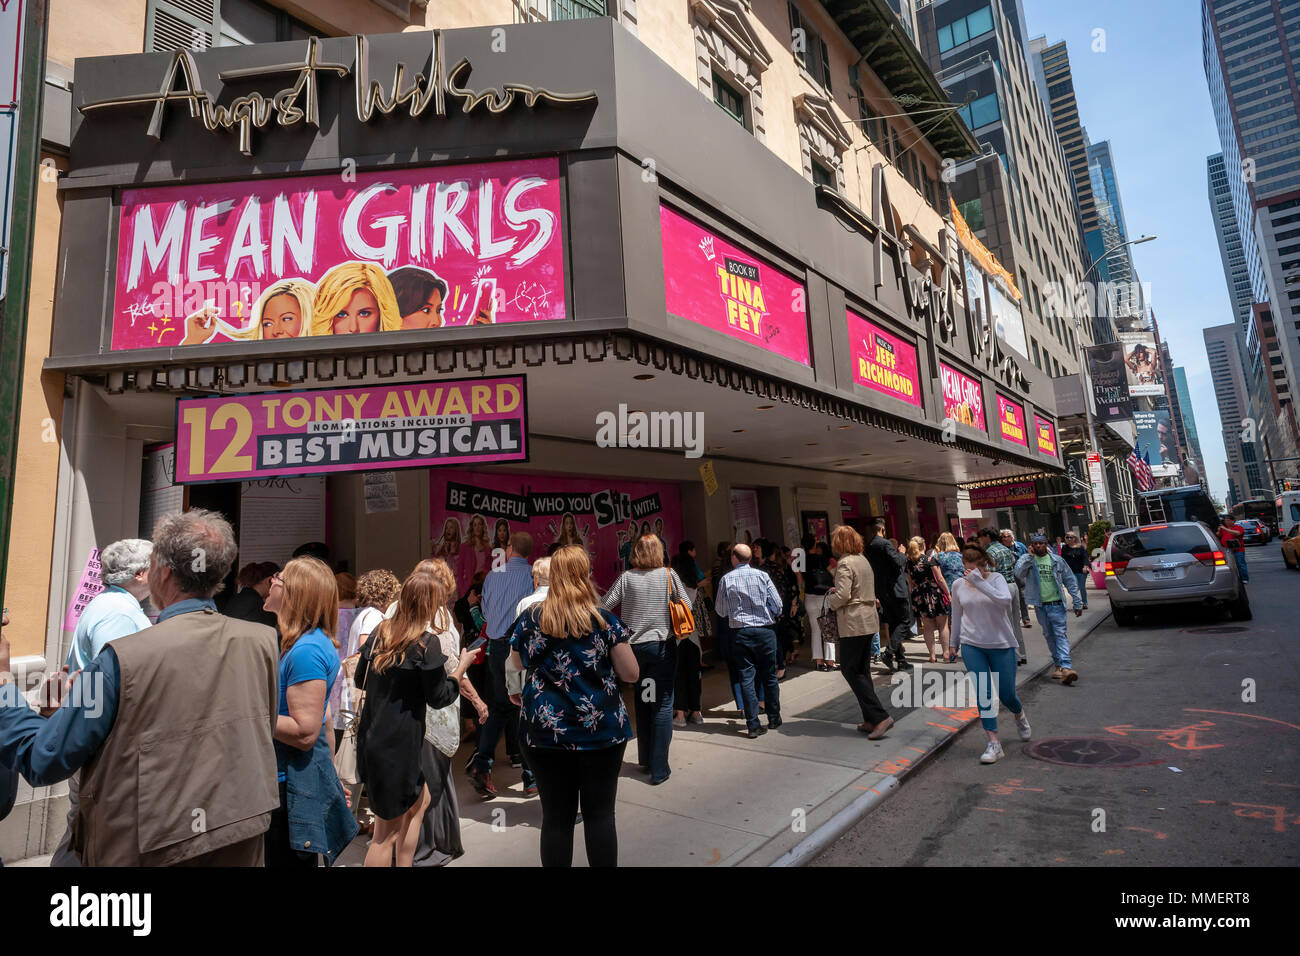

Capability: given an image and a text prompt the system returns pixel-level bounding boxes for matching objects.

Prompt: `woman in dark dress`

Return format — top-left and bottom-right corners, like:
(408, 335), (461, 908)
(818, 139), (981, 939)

(355, 569), (478, 867)
(904, 536), (951, 663)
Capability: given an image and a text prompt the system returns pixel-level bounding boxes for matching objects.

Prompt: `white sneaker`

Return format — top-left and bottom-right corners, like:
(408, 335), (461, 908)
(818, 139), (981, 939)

(1015, 712), (1032, 741)
(979, 740), (1004, 764)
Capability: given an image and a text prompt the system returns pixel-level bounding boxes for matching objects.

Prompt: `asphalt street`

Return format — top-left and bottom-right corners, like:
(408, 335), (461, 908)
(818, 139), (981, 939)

(814, 542), (1300, 867)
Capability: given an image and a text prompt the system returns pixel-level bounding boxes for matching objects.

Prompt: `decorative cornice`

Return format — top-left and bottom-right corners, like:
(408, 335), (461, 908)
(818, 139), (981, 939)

(689, 0), (773, 71)
(794, 91), (852, 154)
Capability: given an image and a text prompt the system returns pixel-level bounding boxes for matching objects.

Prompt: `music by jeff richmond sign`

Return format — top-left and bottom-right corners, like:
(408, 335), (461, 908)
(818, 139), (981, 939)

(659, 204), (810, 366)
(174, 376), (527, 483)
(848, 310), (922, 408)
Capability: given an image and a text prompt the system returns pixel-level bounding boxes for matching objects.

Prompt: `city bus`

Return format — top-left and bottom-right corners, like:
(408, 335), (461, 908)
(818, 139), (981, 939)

(1231, 498), (1278, 538)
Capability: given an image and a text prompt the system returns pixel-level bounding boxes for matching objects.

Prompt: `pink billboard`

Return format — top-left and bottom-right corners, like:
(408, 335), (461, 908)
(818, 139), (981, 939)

(660, 204), (810, 366)
(969, 480), (1039, 510)
(430, 469), (683, 596)
(174, 376), (528, 484)
(996, 395), (1028, 448)
(1034, 414), (1059, 458)
(847, 310), (922, 408)
(112, 158), (565, 351)
(939, 361), (986, 432)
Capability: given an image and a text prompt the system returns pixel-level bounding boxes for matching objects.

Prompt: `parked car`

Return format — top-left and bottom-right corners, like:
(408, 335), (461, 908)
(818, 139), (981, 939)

(1282, 524), (1300, 569)
(1105, 521), (1250, 626)
(1239, 519), (1268, 546)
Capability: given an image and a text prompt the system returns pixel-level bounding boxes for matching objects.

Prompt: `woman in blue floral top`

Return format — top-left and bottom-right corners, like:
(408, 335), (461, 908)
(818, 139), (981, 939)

(508, 545), (639, 867)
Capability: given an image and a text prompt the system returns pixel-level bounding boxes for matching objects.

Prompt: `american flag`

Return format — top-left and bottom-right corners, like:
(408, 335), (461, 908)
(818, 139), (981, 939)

(1127, 449), (1153, 492)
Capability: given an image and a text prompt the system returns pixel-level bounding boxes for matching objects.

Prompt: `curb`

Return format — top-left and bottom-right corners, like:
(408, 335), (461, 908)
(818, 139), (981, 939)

(775, 606), (1114, 867)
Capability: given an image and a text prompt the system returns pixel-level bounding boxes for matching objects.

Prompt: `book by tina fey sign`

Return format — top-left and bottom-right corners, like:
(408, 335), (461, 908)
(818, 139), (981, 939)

(174, 376), (528, 483)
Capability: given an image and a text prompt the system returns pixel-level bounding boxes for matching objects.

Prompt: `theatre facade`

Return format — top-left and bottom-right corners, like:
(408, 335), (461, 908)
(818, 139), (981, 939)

(25, 14), (1065, 679)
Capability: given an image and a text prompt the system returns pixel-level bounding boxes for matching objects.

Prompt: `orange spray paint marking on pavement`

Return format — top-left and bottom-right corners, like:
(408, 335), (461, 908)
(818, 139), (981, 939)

(1183, 708), (1300, 732)
(705, 848), (722, 865)
(1229, 803), (1300, 833)
(975, 807), (1005, 813)
(1104, 720), (1223, 751)
(987, 778), (1045, 796)
(927, 721), (961, 732)
(1123, 826), (1168, 840)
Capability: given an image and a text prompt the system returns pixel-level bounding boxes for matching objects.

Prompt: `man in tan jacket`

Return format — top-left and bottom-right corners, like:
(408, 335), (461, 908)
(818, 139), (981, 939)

(0, 509), (280, 865)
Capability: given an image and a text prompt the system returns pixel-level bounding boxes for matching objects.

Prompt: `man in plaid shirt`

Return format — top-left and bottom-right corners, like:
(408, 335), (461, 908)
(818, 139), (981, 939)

(978, 527), (1027, 664)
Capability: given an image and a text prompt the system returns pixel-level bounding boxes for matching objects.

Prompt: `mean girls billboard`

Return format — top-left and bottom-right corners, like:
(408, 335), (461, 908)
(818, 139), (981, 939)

(112, 157), (565, 350)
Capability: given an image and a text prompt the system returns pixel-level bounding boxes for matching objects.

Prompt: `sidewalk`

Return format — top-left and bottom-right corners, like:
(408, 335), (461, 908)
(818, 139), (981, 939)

(337, 588), (1113, 867)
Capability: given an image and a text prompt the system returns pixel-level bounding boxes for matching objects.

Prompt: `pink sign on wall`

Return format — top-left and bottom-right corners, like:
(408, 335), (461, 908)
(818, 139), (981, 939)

(430, 469), (682, 595)
(1034, 414), (1059, 458)
(63, 548), (104, 632)
(660, 204), (810, 366)
(969, 480), (1039, 510)
(112, 157), (565, 350)
(174, 376), (528, 484)
(997, 395), (1028, 448)
(847, 310), (922, 408)
(939, 361), (986, 432)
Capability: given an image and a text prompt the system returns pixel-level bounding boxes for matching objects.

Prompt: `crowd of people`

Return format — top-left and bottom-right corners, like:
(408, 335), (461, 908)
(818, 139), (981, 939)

(0, 510), (1094, 868)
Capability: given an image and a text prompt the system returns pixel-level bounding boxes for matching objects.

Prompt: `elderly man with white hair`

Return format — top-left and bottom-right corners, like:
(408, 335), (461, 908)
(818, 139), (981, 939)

(65, 538), (153, 673)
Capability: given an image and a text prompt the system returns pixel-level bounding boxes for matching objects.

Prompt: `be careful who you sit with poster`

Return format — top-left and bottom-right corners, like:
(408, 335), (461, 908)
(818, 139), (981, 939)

(174, 260), (503, 344)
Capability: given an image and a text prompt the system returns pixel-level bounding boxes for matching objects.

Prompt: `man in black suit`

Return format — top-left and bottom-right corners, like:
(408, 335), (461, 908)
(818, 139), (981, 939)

(863, 519), (913, 673)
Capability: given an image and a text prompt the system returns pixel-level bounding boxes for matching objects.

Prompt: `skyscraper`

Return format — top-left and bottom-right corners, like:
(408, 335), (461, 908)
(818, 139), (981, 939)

(1173, 366), (1206, 474)
(1203, 0), (1300, 482)
(1204, 323), (1266, 505)
(915, 0), (1094, 380)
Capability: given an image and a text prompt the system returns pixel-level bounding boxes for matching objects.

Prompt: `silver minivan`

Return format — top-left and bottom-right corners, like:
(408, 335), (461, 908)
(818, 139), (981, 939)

(1104, 521), (1250, 626)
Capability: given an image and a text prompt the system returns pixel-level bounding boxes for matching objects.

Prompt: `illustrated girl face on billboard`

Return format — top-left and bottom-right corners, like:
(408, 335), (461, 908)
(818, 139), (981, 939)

(494, 518), (511, 548)
(561, 513), (578, 539)
(389, 266), (448, 330)
(467, 514), (488, 547)
(311, 262), (402, 336)
(440, 518), (462, 545)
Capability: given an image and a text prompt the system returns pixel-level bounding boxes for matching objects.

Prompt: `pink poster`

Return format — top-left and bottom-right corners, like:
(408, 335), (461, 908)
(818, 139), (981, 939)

(430, 469), (683, 596)
(847, 310), (922, 408)
(659, 204), (810, 366)
(112, 157), (565, 350)
(1034, 414), (1058, 458)
(63, 547), (104, 632)
(969, 480), (1038, 510)
(939, 361), (986, 432)
(174, 377), (528, 483)
(996, 395), (1028, 448)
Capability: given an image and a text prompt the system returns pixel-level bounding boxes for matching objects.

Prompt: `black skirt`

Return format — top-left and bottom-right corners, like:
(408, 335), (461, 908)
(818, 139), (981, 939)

(355, 633), (461, 821)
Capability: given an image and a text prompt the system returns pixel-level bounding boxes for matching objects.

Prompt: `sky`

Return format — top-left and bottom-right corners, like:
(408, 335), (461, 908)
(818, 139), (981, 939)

(1021, 0), (1233, 503)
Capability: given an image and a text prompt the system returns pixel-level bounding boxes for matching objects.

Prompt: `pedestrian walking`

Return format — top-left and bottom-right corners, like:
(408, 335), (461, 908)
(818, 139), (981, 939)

(905, 536), (951, 663)
(509, 545), (639, 867)
(355, 566), (477, 867)
(714, 542), (783, 738)
(756, 538), (798, 675)
(865, 519), (912, 672)
(602, 534), (684, 785)
(826, 525), (894, 739)
(1057, 533), (1091, 610)
(977, 528), (1027, 664)
(670, 552), (706, 726)
(223, 560), (281, 630)
(932, 532), (964, 660)
(1, 509), (280, 866)
(950, 543), (1031, 764)
(1014, 534), (1084, 685)
(264, 556), (358, 867)
(1217, 515), (1248, 582)
(466, 532), (537, 799)
(1000, 529), (1032, 626)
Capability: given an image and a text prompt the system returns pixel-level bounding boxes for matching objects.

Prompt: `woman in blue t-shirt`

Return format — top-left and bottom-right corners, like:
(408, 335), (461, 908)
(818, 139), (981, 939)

(263, 556), (358, 867)
(508, 545), (640, 867)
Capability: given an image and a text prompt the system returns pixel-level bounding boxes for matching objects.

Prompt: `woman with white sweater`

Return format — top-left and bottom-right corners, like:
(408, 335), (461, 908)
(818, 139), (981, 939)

(949, 543), (1031, 764)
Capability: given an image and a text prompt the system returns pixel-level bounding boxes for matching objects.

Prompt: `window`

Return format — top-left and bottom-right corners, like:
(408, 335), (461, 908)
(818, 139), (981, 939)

(958, 93), (1001, 131)
(811, 160), (836, 189)
(958, 198), (985, 231)
(147, 0), (323, 51)
(1032, 337), (1041, 369)
(937, 5), (994, 52)
(789, 3), (832, 92)
(713, 72), (746, 127)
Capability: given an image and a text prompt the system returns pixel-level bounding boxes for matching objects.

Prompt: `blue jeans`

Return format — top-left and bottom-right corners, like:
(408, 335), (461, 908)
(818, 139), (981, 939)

(1034, 603), (1071, 669)
(871, 633), (881, 656)
(1233, 550), (1249, 583)
(960, 644), (1023, 732)
(632, 640), (676, 782)
(733, 626), (781, 731)
(716, 618), (762, 709)
(469, 640), (535, 787)
(1074, 572), (1089, 607)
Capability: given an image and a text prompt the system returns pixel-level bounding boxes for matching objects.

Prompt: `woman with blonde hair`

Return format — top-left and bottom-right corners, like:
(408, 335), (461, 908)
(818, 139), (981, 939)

(310, 261), (402, 335)
(601, 534), (687, 785)
(932, 532), (963, 661)
(509, 545), (639, 866)
(262, 556), (358, 867)
(826, 525), (894, 739)
(354, 568), (479, 867)
(180, 278), (316, 345)
(905, 536), (952, 663)
(432, 517), (465, 595)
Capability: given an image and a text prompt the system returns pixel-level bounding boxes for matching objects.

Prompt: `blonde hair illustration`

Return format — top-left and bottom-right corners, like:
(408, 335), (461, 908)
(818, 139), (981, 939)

(310, 261), (402, 336)
(225, 279), (316, 341)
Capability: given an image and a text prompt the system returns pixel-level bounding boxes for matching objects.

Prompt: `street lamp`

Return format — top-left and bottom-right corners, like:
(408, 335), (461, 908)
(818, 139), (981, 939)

(1070, 235), (1159, 524)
